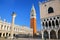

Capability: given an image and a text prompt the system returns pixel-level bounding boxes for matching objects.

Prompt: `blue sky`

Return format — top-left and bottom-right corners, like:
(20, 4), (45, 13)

(0, 0), (45, 31)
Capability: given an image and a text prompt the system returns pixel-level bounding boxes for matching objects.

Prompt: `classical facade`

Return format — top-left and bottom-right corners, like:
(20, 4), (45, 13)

(39, 0), (60, 39)
(0, 12), (33, 38)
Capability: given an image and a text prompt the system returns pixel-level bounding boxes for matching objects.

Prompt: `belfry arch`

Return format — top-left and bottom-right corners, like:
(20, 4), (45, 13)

(50, 30), (56, 39)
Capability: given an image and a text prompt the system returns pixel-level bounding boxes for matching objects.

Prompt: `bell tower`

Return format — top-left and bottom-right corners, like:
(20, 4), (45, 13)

(30, 5), (37, 36)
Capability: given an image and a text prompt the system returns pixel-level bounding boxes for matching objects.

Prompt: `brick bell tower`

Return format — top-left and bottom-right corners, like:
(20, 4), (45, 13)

(30, 5), (37, 37)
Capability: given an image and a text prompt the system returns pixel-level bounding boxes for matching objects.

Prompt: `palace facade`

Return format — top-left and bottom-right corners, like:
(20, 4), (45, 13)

(39, 0), (60, 39)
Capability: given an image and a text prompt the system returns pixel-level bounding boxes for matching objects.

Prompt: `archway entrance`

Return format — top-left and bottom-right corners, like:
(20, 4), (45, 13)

(6, 33), (8, 37)
(50, 30), (56, 39)
(44, 31), (49, 39)
(9, 34), (10, 37)
(13, 34), (15, 37)
(0, 33), (2, 37)
(58, 29), (60, 39)
(3, 33), (5, 37)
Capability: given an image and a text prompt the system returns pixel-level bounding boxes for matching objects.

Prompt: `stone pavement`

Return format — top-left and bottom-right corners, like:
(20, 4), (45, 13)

(0, 38), (60, 40)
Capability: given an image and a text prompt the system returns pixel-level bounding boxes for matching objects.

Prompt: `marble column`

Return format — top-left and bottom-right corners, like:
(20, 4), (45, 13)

(5, 33), (6, 37)
(54, 20), (56, 28)
(42, 32), (44, 39)
(48, 31), (50, 39)
(10, 12), (16, 38)
(47, 21), (49, 29)
(56, 31), (58, 39)
(1, 33), (3, 37)
(8, 33), (9, 37)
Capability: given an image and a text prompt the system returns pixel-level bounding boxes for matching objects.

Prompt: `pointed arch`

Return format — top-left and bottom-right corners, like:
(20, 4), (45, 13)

(45, 22), (48, 27)
(56, 20), (59, 27)
(49, 21), (51, 28)
(58, 29), (60, 39)
(44, 30), (49, 39)
(52, 20), (55, 28)
(0, 33), (2, 37)
(50, 30), (56, 39)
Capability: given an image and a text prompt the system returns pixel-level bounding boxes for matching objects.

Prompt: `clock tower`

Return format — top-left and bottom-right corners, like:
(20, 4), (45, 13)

(30, 5), (37, 36)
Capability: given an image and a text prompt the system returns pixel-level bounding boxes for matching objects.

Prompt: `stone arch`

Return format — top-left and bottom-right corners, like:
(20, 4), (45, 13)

(13, 34), (15, 37)
(44, 30), (49, 39)
(42, 22), (44, 26)
(58, 29), (60, 39)
(0, 33), (2, 37)
(52, 20), (55, 28)
(45, 22), (48, 27)
(49, 21), (51, 28)
(50, 30), (56, 39)
(48, 7), (54, 13)
(6, 33), (8, 37)
(9, 34), (10, 37)
(38, 33), (42, 38)
(56, 20), (59, 27)
(3, 33), (5, 37)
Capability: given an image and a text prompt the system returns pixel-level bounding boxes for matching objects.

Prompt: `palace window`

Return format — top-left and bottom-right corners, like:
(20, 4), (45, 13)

(48, 7), (54, 13)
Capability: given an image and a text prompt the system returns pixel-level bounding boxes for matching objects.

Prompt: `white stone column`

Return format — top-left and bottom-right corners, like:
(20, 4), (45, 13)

(56, 31), (58, 39)
(10, 12), (16, 38)
(1, 33), (3, 37)
(5, 33), (6, 37)
(48, 31), (50, 39)
(54, 20), (56, 28)
(8, 33), (9, 37)
(47, 21), (49, 29)
(42, 31), (44, 39)
(50, 20), (52, 28)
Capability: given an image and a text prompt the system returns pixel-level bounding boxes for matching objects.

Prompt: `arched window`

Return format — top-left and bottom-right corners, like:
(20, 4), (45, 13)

(42, 22), (44, 26)
(49, 21), (51, 27)
(44, 31), (49, 39)
(46, 22), (48, 27)
(48, 7), (54, 13)
(50, 30), (56, 39)
(52, 21), (55, 27)
(56, 20), (59, 27)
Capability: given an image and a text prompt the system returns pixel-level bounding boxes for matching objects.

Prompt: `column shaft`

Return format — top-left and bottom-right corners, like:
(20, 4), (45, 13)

(5, 33), (6, 37)
(1, 33), (3, 37)
(49, 32), (50, 39)
(42, 32), (44, 39)
(56, 31), (58, 39)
